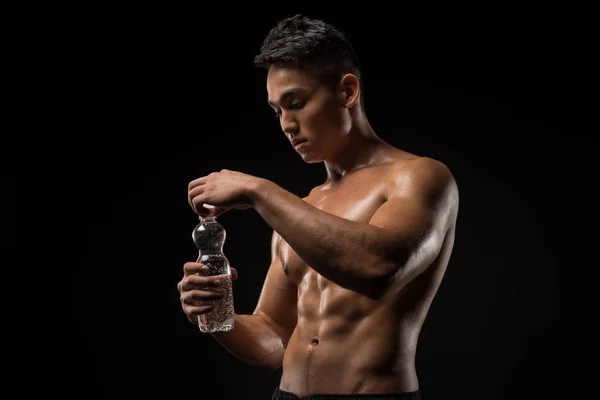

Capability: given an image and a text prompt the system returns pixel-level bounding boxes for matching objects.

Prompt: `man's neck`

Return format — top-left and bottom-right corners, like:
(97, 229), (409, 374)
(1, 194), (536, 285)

(323, 121), (387, 183)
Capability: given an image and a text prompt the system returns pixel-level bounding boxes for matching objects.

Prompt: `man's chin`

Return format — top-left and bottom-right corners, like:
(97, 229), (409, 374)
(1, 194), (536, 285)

(299, 153), (321, 164)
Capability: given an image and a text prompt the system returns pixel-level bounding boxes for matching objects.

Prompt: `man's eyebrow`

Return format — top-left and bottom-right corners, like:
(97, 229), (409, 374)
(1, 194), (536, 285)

(267, 88), (303, 107)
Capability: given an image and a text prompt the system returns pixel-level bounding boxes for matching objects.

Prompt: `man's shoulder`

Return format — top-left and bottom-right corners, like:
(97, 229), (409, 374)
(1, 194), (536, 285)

(388, 155), (452, 179)
(386, 155), (457, 197)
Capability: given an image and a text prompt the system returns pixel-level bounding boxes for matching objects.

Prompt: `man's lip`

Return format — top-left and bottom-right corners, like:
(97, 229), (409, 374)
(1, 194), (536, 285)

(294, 141), (308, 150)
(292, 139), (307, 146)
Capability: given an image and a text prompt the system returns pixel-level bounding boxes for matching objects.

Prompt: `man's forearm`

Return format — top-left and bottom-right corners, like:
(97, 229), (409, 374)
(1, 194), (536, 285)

(210, 313), (285, 369)
(249, 179), (397, 297)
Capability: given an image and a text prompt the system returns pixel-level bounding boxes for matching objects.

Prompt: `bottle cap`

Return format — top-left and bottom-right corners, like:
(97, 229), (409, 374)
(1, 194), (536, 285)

(199, 204), (217, 222)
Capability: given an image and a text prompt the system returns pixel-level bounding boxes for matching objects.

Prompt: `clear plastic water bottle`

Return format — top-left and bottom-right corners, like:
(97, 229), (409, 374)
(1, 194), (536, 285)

(192, 214), (235, 333)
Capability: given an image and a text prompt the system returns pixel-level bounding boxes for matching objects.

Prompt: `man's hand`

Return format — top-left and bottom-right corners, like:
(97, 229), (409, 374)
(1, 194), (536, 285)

(188, 169), (261, 217)
(177, 262), (239, 326)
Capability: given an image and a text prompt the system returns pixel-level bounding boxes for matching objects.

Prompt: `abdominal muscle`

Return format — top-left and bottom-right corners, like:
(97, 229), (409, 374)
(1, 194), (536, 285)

(274, 157), (448, 395)
(278, 271), (423, 396)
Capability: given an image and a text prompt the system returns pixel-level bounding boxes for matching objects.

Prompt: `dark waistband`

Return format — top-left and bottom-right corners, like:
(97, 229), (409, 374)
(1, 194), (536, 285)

(272, 386), (422, 400)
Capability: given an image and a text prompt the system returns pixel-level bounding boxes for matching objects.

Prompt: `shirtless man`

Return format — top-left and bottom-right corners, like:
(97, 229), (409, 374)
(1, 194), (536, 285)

(178, 14), (459, 399)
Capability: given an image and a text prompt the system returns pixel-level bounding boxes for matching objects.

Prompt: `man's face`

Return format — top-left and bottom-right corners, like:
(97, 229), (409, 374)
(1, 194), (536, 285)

(266, 66), (350, 163)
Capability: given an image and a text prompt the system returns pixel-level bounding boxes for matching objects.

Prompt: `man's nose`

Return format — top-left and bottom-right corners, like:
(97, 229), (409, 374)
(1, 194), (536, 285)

(280, 111), (299, 136)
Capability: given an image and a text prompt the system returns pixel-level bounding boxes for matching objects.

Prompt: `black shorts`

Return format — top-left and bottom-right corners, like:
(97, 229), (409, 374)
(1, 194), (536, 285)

(271, 386), (422, 400)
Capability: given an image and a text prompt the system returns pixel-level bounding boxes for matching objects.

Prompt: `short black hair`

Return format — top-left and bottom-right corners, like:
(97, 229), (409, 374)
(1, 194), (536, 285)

(253, 14), (363, 94)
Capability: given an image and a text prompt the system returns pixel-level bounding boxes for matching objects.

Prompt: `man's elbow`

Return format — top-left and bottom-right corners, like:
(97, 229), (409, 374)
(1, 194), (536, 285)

(259, 349), (285, 370)
(266, 359), (284, 370)
(367, 260), (405, 299)
(376, 233), (445, 296)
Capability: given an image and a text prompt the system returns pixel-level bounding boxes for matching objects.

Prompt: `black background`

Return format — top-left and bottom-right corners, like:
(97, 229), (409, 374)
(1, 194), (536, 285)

(65, 6), (594, 400)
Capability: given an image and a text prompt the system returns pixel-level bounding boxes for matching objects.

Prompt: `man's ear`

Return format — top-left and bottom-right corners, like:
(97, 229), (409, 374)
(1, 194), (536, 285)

(339, 73), (360, 108)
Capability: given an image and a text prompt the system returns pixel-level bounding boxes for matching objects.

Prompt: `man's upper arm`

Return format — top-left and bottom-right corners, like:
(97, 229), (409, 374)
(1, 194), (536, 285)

(252, 230), (298, 347)
(368, 157), (459, 284)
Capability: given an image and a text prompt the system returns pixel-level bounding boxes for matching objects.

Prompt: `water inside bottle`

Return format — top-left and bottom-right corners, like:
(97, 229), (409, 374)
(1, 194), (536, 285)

(193, 217), (235, 333)
(198, 273), (235, 332)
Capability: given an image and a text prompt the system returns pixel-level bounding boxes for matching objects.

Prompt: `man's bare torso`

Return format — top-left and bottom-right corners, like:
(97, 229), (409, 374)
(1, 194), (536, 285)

(276, 149), (456, 395)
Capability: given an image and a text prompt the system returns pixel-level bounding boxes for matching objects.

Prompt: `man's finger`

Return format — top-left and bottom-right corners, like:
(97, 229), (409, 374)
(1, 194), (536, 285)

(188, 176), (207, 191)
(191, 196), (207, 214)
(188, 185), (205, 209)
(184, 262), (209, 276)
